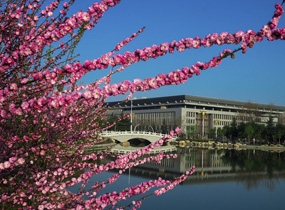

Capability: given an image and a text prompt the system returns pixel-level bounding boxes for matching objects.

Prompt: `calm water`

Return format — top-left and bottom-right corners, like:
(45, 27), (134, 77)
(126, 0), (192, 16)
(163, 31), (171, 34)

(70, 147), (285, 210)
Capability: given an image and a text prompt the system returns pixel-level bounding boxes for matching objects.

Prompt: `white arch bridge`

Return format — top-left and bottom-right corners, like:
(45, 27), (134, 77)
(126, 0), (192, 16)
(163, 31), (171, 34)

(100, 131), (177, 143)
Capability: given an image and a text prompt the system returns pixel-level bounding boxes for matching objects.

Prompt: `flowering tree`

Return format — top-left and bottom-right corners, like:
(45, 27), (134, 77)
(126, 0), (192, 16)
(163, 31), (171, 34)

(0, 0), (284, 209)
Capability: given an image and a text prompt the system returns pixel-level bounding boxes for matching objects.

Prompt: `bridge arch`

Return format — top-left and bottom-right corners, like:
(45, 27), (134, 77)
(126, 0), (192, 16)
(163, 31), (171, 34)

(127, 138), (151, 146)
(100, 131), (177, 143)
(112, 137), (151, 146)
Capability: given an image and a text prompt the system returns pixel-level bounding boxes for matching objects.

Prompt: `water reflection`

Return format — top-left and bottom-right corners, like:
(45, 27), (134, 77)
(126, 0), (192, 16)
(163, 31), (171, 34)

(70, 147), (285, 210)
(222, 149), (285, 190)
(111, 147), (285, 191)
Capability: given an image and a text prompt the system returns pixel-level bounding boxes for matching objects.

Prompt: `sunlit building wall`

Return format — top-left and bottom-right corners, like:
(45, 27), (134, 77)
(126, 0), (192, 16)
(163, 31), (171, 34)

(107, 95), (285, 138)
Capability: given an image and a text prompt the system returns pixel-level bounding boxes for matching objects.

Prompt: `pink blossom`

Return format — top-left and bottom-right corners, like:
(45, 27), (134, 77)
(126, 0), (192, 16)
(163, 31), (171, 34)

(92, 88), (102, 100)
(10, 83), (17, 90)
(82, 12), (91, 22)
(0, 110), (6, 118)
(110, 84), (119, 96)
(38, 205), (44, 210)
(176, 41), (186, 52)
(192, 38), (200, 48)
(118, 81), (130, 94)
(21, 101), (29, 111)
(0, 95), (6, 103)
(0, 163), (4, 170)
(220, 32), (228, 40)
(148, 78), (158, 89)
(160, 43), (169, 52)
(4, 161), (10, 169)
(169, 40), (176, 53)
(225, 33), (235, 44)
(210, 33), (219, 43)
(156, 73), (166, 86)
(83, 90), (92, 99)
(175, 127), (182, 133)
(37, 97), (47, 107)
(15, 108), (23, 116)
(9, 103), (16, 112)
(17, 158), (25, 165)
(190, 65), (199, 74)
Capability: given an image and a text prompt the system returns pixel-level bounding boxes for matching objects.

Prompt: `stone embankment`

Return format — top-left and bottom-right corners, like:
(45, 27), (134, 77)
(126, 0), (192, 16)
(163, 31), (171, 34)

(172, 140), (285, 152)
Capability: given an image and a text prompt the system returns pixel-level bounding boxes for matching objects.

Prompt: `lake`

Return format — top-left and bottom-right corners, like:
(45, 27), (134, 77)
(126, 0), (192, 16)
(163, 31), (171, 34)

(69, 147), (285, 210)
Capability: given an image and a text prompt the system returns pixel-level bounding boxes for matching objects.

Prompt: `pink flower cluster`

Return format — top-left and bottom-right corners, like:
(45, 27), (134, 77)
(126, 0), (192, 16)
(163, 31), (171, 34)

(66, 131), (196, 209)
(76, 4), (283, 73)
(114, 27), (146, 51)
(1, 1), (285, 209)
(2, 2), (284, 123)
(83, 167), (195, 209)
(27, 2), (284, 99)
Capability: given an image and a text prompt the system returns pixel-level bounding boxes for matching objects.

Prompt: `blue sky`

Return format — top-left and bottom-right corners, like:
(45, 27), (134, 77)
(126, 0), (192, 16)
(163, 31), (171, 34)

(68, 0), (285, 105)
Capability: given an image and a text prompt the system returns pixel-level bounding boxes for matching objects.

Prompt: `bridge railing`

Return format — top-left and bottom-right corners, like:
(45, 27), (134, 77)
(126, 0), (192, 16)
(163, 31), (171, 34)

(100, 130), (177, 139)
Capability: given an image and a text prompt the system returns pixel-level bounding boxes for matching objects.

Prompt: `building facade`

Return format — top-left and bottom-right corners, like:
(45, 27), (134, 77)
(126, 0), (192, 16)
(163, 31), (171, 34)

(106, 95), (285, 138)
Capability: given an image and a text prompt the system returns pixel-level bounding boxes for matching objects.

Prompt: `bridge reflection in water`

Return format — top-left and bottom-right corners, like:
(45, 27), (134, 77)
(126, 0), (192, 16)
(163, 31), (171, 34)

(109, 144), (177, 154)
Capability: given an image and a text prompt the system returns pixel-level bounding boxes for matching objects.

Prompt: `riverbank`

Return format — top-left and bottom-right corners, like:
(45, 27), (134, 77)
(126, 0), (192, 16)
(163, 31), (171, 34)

(172, 140), (285, 152)
(83, 139), (285, 153)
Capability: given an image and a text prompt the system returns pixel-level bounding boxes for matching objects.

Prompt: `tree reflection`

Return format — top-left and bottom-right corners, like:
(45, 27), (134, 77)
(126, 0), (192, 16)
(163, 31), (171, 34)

(222, 150), (285, 190)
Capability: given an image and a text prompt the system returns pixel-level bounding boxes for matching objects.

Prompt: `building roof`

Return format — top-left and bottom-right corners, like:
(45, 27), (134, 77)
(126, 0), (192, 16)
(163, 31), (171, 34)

(106, 95), (285, 112)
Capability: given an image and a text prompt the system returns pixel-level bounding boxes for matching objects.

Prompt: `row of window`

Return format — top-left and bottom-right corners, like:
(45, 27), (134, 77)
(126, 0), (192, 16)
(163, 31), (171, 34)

(185, 119), (231, 127)
(186, 119), (196, 124)
(133, 112), (175, 121)
(214, 114), (234, 120)
(186, 111), (196, 117)
(217, 121), (231, 126)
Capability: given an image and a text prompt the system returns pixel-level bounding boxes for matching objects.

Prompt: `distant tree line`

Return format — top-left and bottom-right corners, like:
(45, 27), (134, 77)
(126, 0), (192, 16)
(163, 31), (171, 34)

(213, 116), (285, 145)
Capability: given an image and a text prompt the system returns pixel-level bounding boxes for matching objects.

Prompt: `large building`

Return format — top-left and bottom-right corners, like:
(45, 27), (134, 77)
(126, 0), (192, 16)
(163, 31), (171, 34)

(106, 95), (285, 138)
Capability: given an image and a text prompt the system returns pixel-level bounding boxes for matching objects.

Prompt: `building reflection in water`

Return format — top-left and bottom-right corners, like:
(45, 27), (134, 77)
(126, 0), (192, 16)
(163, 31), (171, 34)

(115, 147), (285, 190)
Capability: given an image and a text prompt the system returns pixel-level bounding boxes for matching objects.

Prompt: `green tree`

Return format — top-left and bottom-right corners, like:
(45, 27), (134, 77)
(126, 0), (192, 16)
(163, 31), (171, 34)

(208, 128), (216, 139)
(266, 115), (275, 143)
(245, 123), (255, 144)
(275, 123), (285, 144)
(187, 125), (197, 139)
(217, 127), (224, 137)
(253, 123), (266, 144)
(230, 117), (238, 140)
(237, 122), (246, 139)
(222, 125), (231, 140)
